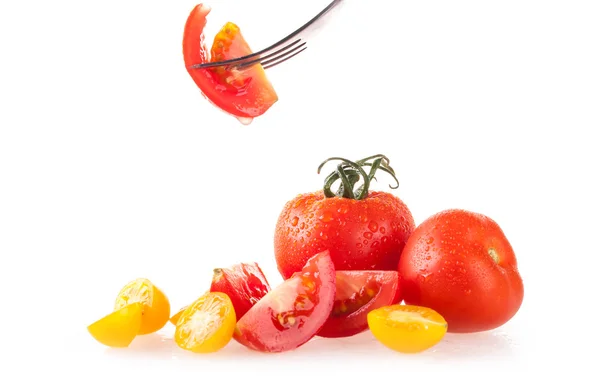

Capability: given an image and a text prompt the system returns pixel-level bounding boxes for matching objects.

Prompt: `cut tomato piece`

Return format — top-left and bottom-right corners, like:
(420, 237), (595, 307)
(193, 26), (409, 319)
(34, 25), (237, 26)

(87, 303), (143, 348)
(234, 250), (336, 352)
(114, 278), (170, 335)
(210, 262), (271, 320)
(169, 306), (187, 326)
(367, 304), (447, 353)
(317, 271), (401, 338)
(174, 292), (236, 353)
(182, 4), (278, 123)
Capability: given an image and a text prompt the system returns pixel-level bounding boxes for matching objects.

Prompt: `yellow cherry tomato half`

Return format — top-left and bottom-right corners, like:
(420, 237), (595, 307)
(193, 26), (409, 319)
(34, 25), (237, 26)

(367, 304), (447, 353)
(114, 278), (171, 335)
(87, 303), (143, 348)
(174, 292), (236, 353)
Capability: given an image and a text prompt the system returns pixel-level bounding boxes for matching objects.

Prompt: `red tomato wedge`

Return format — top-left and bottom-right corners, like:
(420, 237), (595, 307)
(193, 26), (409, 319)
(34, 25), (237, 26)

(182, 4), (278, 123)
(234, 250), (336, 353)
(317, 271), (401, 338)
(209, 262), (271, 321)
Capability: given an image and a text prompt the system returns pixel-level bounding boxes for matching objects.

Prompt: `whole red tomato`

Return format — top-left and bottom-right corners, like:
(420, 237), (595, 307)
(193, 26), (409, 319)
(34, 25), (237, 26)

(398, 209), (524, 333)
(274, 155), (415, 279)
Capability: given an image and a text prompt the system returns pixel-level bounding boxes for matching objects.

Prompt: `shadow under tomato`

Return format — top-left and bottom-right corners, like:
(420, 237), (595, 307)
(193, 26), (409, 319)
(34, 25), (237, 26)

(102, 326), (518, 361)
(423, 330), (518, 360)
(102, 328), (274, 360)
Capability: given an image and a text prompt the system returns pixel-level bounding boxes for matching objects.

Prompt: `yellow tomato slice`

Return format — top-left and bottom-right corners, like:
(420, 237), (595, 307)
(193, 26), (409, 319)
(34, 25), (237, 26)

(174, 292), (236, 353)
(169, 306), (187, 326)
(114, 278), (171, 335)
(367, 304), (447, 353)
(87, 303), (143, 348)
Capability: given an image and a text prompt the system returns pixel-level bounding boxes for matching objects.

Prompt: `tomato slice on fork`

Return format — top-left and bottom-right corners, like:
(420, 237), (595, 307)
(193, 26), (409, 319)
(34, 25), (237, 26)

(182, 4), (278, 123)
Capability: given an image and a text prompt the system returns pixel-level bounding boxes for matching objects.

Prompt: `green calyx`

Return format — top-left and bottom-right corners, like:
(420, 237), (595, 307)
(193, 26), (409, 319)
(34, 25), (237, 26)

(316, 154), (400, 200)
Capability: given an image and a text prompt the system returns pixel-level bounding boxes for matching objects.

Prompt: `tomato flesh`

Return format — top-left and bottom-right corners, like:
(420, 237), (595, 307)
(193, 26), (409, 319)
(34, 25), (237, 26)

(182, 4), (278, 121)
(174, 292), (236, 353)
(317, 271), (401, 338)
(209, 262), (271, 320)
(234, 250), (336, 352)
(368, 304), (448, 353)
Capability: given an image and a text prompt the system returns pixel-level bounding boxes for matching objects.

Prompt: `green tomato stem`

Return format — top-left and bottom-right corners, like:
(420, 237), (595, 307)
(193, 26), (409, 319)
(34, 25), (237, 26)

(317, 154), (400, 200)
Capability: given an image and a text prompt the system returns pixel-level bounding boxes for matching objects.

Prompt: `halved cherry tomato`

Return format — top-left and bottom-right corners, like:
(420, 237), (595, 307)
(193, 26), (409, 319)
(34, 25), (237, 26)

(87, 303), (143, 348)
(234, 250), (336, 353)
(317, 271), (401, 338)
(210, 262), (271, 320)
(182, 4), (278, 122)
(114, 278), (170, 335)
(174, 292), (236, 353)
(368, 304), (447, 353)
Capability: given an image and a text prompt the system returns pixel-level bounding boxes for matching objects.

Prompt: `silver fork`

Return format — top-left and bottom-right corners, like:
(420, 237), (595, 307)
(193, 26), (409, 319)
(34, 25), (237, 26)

(190, 0), (344, 71)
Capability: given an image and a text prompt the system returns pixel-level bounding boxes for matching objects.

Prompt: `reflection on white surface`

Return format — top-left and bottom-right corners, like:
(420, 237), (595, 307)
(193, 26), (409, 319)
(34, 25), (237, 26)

(101, 324), (518, 362)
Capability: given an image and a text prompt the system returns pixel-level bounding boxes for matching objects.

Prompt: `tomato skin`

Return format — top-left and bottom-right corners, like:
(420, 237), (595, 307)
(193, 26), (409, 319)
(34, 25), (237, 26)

(317, 271), (401, 338)
(234, 250), (336, 353)
(182, 4), (277, 120)
(398, 209), (524, 333)
(274, 190), (415, 280)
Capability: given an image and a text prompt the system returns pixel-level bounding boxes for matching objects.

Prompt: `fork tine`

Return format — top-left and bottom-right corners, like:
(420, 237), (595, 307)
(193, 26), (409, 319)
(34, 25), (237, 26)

(237, 40), (307, 70)
(190, 0), (343, 70)
(262, 46), (307, 70)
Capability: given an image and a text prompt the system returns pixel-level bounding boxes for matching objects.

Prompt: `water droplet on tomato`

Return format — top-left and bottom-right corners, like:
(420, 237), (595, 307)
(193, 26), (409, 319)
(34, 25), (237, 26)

(363, 240), (368, 245)
(465, 289), (472, 295)
(320, 232), (328, 241)
(360, 215), (368, 223)
(368, 221), (378, 232)
(338, 205), (349, 214)
(363, 232), (373, 239)
(379, 227), (386, 234)
(426, 237), (434, 244)
(236, 116), (253, 126)
(371, 241), (379, 248)
(419, 272), (433, 281)
(300, 222), (306, 230)
(426, 255), (431, 260)
(381, 236), (388, 244)
(290, 216), (299, 227)
(356, 243), (363, 249)
(319, 211), (333, 222)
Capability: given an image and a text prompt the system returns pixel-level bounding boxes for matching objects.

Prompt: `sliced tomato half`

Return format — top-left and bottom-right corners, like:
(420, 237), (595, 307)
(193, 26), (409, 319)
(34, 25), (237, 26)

(317, 271), (401, 338)
(234, 250), (336, 353)
(182, 4), (278, 122)
(210, 262), (271, 320)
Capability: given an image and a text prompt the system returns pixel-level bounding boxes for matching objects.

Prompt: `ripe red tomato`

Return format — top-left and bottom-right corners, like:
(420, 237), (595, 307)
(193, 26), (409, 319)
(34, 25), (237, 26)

(182, 4), (278, 122)
(317, 271), (401, 338)
(234, 250), (336, 352)
(209, 262), (271, 320)
(398, 209), (524, 333)
(274, 155), (415, 279)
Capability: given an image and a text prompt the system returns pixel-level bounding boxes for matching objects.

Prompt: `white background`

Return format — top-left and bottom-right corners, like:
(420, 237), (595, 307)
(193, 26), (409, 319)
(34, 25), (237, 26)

(1, 0), (599, 389)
